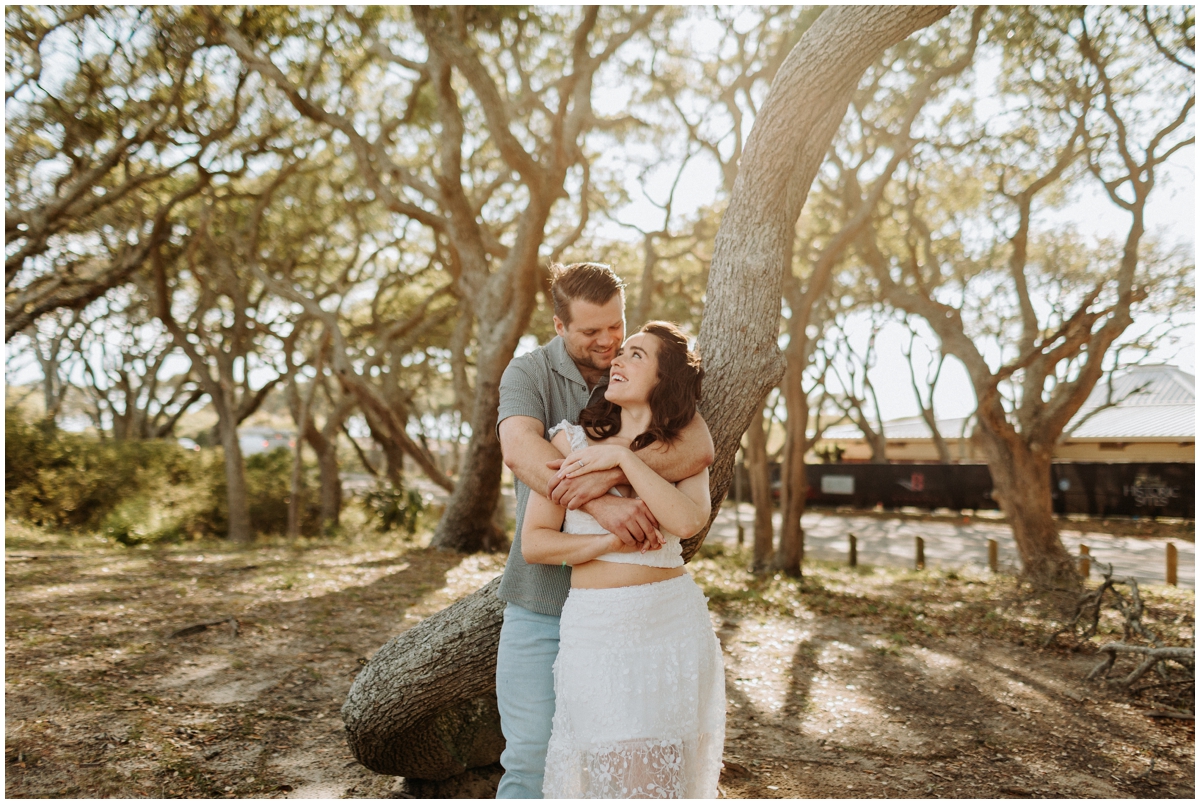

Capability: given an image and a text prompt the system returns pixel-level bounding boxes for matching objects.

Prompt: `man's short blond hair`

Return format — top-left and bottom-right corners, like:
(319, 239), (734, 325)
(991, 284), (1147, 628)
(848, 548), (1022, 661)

(548, 262), (625, 326)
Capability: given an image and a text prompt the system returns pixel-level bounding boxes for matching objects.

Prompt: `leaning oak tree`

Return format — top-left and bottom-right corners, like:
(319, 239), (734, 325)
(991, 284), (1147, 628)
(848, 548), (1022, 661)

(340, 6), (951, 792)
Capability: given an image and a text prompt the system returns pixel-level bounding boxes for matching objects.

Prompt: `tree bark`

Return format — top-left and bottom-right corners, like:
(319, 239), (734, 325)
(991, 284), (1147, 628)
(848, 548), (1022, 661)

(745, 400), (775, 573)
(303, 419), (346, 531)
(343, 577), (506, 779)
(430, 341), (513, 553)
(342, 6), (953, 790)
(287, 372), (318, 541)
(215, 401), (252, 545)
(777, 361), (809, 576)
(974, 414), (1077, 587)
(315, 437), (342, 529)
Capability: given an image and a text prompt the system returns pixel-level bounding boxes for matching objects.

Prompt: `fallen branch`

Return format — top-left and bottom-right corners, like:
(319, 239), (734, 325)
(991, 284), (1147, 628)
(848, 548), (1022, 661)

(169, 616), (239, 639)
(1142, 710), (1194, 721)
(1044, 561), (1159, 649)
(1087, 643), (1195, 687)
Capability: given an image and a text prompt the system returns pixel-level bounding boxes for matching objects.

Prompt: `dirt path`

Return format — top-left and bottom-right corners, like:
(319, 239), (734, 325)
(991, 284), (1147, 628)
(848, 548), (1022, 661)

(5, 520), (1194, 799)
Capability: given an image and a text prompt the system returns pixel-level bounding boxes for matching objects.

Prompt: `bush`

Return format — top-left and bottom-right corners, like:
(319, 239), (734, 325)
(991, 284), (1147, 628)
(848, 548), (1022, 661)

(6, 408), (316, 543)
(6, 409), (192, 532)
(363, 483), (426, 535)
(99, 449), (226, 545)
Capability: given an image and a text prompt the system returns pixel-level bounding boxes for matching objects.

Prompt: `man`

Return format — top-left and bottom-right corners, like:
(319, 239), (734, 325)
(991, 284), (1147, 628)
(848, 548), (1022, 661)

(494, 262), (714, 798)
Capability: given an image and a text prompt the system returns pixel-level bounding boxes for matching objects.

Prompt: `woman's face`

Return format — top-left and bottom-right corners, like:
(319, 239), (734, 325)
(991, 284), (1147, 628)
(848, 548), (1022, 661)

(604, 332), (660, 405)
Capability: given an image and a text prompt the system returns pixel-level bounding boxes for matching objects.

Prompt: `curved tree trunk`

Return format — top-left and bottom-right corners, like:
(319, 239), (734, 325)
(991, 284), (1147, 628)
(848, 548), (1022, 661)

(342, 6), (953, 793)
(342, 578), (506, 778)
(429, 314), (535, 554)
(686, 4), (951, 560)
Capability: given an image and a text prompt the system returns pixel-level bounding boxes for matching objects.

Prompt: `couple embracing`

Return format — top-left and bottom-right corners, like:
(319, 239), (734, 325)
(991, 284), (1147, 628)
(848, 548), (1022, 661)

(495, 262), (725, 799)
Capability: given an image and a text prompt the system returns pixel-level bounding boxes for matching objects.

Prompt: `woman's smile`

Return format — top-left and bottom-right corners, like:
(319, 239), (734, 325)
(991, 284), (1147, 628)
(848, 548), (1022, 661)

(605, 333), (659, 402)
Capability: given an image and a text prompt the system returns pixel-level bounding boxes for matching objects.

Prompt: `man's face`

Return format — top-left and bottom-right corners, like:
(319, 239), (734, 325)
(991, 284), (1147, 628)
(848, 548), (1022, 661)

(554, 295), (625, 374)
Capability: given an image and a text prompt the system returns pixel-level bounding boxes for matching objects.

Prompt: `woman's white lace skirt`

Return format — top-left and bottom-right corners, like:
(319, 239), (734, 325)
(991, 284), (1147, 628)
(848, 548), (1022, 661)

(543, 573), (725, 799)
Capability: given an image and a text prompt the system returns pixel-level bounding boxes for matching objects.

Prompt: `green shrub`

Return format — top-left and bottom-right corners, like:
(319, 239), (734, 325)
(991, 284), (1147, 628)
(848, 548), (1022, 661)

(6, 408), (317, 543)
(6, 409), (190, 531)
(99, 449), (225, 545)
(363, 483), (426, 534)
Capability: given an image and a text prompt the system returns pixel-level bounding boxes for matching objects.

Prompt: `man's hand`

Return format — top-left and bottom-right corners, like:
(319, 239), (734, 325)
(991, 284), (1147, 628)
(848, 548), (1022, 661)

(547, 465), (623, 510)
(583, 495), (663, 552)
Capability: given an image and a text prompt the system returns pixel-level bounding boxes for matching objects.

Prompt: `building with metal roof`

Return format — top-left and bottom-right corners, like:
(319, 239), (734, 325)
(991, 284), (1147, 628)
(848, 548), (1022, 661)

(818, 365), (1195, 464)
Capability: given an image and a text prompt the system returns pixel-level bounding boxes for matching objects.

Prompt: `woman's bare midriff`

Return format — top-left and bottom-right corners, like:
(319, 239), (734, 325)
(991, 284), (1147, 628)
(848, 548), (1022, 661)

(570, 559), (685, 589)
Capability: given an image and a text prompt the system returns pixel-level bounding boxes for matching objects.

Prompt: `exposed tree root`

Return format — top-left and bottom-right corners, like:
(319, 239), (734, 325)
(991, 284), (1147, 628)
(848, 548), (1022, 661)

(1045, 562), (1194, 713)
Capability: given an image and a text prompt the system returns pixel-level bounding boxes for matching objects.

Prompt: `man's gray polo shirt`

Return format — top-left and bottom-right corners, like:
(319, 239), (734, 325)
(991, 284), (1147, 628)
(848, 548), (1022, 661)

(496, 335), (606, 617)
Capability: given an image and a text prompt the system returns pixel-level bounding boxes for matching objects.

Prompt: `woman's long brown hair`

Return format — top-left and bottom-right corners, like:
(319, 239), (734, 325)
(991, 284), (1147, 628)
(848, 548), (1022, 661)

(578, 321), (703, 451)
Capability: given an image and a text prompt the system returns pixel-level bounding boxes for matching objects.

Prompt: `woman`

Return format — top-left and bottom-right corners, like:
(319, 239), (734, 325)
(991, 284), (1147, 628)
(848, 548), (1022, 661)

(522, 321), (725, 799)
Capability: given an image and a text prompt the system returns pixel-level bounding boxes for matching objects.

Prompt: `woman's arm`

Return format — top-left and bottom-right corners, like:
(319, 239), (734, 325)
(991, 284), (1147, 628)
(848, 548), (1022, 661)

(523, 428), (628, 565)
(559, 445), (711, 539)
(520, 489), (626, 566)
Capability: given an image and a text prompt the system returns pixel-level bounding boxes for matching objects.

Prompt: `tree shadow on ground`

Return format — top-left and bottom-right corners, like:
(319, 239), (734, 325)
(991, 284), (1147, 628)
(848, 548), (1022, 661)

(708, 567), (1194, 800)
(5, 536), (494, 799)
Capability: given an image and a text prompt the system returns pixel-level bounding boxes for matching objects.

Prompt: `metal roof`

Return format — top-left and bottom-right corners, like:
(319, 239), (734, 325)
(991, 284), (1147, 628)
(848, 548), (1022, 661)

(822, 415), (972, 441)
(1075, 364), (1195, 410)
(1065, 365), (1195, 440)
(1065, 404), (1194, 440)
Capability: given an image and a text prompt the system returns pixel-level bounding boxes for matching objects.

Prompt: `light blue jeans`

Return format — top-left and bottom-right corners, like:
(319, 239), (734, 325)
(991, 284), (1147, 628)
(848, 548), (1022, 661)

(495, 602), (561, 799)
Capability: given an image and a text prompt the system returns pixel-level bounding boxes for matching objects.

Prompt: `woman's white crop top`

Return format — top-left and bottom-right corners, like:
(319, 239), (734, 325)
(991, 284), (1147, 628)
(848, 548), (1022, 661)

(547, 420), (684, 569)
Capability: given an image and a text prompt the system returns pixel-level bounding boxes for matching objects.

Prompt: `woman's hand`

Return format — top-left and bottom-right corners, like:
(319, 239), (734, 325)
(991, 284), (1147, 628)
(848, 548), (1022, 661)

(605, 530), (643, 553)
(557, 445), (631, 479)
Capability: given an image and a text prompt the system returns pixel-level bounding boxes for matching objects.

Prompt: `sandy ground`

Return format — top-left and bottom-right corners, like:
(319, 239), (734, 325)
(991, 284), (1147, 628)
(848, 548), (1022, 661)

(5, 517), (1194, 799)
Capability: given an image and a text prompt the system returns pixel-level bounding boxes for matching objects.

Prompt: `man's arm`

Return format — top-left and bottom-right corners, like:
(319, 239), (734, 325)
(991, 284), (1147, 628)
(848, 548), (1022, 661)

(547, 412), (712, 547)
(499, 415), (564, 502)
(549, 411), (714, 503)
(636, 411), (715, 482)
(499, 416), (660, 548)
(521, 484), (627, 567)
